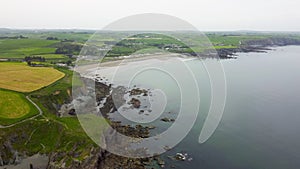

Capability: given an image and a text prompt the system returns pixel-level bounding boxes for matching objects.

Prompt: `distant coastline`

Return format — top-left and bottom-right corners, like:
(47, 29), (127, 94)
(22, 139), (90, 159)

(215, 37), (300, 58)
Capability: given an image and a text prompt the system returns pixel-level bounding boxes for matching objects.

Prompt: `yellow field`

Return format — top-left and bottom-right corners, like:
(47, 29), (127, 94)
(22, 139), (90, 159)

(0, 62), (65, 92)
(0, 90), (30, 118)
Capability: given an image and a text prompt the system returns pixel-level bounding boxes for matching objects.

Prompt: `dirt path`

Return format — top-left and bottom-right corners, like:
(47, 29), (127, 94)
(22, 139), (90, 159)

(0, 96), (43, 129)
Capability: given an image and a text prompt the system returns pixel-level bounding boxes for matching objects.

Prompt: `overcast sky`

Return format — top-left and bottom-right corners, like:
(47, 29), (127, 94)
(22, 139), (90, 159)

(0, 0), (299, 31)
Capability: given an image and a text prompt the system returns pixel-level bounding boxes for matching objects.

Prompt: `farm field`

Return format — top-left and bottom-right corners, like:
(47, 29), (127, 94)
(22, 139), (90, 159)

(0, 39), (59, 59)
(0, 90), (30, 119)
(0, 89), (39, 126)
(0, 62), (65, 92)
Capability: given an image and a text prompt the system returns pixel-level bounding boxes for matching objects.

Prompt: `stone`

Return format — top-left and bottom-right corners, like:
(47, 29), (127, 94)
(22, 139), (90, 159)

(130, 98), (141, 108)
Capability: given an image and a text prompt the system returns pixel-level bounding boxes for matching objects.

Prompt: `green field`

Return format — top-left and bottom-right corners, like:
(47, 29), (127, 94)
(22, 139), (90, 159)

(0, 89), (39, 126)
(0, 62), (65, 92)
(0, 39), (59, 58)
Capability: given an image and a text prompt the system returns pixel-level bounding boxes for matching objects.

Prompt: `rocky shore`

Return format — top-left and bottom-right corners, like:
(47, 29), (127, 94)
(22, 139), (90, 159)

(213, 37), (300, 58)
(51, 79), (167, 169)
(0, 78), (168, 169)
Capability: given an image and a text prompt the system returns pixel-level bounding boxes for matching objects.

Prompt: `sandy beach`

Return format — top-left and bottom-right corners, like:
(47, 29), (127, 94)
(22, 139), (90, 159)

(74, 53), (187, 74)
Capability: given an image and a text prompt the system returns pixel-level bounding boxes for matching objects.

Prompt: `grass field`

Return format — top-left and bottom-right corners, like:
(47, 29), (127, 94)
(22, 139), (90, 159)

(0, 89), (39, 126)
(0, 90), (30, 118)
(0, 39), (59, 58)
(0, 62), (65, 92)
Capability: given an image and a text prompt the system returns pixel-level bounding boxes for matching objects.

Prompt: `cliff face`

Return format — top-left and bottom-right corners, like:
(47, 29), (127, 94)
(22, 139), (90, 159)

(47, 148), (108, 169)
(47, 147), (151, 169)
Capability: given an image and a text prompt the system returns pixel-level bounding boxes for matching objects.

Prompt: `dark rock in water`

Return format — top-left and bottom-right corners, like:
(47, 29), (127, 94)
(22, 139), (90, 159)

(155, 157), (165, 168)
(147, 125), (156, 129)
(139, 110), (144, 114)
(130, 88), (148, 96)
(108, 122), (151, 139)
(171, 152), (190, 161)
(163, 145), (172, 151)
(161, 117), (175, 122)
(130, 98), (141, 108)
(175, 153), (186, 161)
(161, 117), (169, 122)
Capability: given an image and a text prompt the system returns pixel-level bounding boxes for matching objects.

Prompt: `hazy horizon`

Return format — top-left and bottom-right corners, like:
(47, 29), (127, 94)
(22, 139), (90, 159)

(1, 27), (300, 33)
(1, 0), (300, 31)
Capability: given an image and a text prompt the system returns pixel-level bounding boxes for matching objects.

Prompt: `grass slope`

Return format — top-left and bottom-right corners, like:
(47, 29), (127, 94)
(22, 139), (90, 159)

(0, 62), (65, 92)
(0, 90), (30, 118)
(0, 89), (39, 126)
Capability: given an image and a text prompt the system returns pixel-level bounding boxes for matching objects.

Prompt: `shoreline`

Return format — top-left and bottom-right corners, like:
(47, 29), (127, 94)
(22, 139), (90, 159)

(75, 53), (185, 73)
(76, 37), (300, 72)
(216, 37), (300, 58)
(75, 45), (298, 75)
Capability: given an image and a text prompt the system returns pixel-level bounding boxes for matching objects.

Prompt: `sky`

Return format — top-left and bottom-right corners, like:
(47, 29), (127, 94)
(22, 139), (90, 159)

(0, 0), (299, 31)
